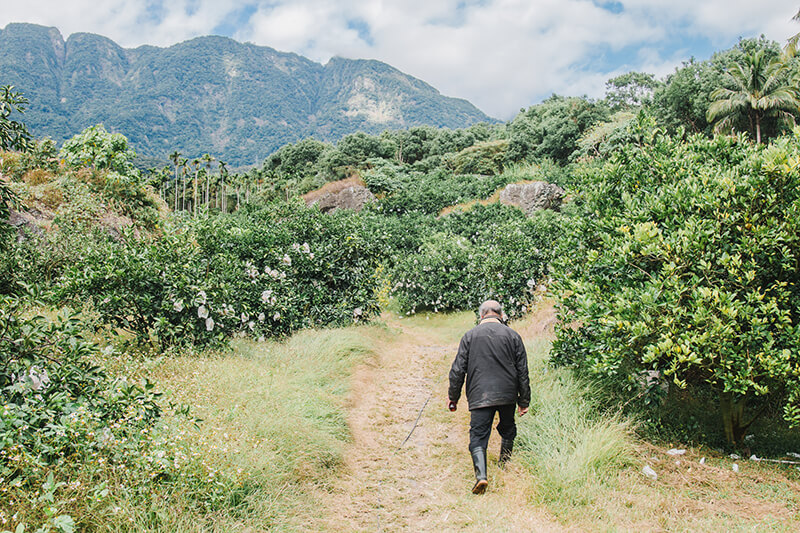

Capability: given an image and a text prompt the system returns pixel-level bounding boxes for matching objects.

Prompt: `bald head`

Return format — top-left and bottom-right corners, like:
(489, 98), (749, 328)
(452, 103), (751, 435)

(478, 300), (503, 319)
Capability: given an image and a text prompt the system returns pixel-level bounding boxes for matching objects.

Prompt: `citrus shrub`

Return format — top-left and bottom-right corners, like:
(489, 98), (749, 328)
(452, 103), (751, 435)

(0, 294), (167, 527)
(59, 200), (382, 348)
(552, 126), (800, 444)
(391, 204), (558, 317)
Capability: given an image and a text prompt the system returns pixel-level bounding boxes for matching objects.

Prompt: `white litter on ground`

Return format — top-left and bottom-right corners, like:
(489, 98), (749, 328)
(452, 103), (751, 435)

(643, 465), (658, 480)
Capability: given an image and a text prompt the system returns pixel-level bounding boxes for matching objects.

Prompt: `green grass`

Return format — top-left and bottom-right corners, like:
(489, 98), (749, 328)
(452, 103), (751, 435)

(57, 324), (389, 532)
(515, 337), (634, 511)
(398, 309), (475, 344)
(153, 325), (389, 530)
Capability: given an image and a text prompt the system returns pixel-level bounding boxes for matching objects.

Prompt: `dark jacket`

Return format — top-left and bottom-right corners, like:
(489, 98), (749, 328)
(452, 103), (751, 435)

(448, 320), (531, 410)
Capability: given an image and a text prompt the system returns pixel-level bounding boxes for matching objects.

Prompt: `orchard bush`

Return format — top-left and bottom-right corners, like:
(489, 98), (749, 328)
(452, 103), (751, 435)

(392, 204), (558, 317)
(60, 201), (383, 348)
(0, 296), (162, 465)
(0, 295), (166, 525)
(553, 126), (800, 444)
(368, 166), (517, 215)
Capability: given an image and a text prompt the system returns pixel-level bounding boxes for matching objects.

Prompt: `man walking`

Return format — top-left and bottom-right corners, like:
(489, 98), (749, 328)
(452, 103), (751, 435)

(448, 300), (531, 494)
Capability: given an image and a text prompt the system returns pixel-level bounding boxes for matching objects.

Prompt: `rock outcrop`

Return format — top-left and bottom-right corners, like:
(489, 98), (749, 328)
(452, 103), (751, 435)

(310, 186), (376, 213)
(499, 181), (565, 216)
(7, 209), (46, 240)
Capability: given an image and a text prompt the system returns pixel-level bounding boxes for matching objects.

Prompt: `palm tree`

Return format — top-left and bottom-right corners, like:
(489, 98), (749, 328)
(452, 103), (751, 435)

(179, 158), (188, 212)
(191, 159), (200, 216)
(169, 151), (181, 211)
(707, 49), (800, 144)
(218, 161), (228, 212)
(201, 153), (214, 207)
(785, 9), (800, 58)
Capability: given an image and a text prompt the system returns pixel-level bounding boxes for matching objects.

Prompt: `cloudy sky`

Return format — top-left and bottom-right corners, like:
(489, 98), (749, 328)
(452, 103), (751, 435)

(2, 1), (797, 119)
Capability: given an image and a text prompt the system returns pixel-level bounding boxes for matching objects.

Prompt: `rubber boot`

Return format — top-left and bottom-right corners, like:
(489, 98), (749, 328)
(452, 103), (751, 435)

(471, 447), (488, 494)
(498, 438), (514, 467)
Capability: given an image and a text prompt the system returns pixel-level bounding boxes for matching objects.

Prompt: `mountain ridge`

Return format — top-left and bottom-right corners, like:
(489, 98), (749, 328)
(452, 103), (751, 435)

(0, 22), (494, 166)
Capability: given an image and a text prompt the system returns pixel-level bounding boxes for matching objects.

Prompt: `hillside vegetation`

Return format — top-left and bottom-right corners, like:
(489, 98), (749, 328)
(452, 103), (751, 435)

(2, 23), (800, 532)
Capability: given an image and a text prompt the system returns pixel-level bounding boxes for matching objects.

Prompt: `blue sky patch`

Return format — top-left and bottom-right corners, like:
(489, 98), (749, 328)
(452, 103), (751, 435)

(594, 1), (624, 15)
(347, 18), (374, 46)
(213, 4), (259, 37)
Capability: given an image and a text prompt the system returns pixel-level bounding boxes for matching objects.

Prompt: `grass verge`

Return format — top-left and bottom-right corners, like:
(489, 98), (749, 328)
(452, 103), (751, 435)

(2, 324), (388, 532)
(516, 336), (633, 511)
(140, 325), (389, 531)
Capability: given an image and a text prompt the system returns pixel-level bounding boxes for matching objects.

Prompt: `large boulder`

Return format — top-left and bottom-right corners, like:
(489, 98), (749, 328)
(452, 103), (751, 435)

(499, 181), (565, 215)
(311, 185), (376, 213)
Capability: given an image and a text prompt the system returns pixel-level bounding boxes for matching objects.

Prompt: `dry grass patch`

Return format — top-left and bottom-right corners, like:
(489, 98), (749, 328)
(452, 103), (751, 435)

(575, 443), (800, 532)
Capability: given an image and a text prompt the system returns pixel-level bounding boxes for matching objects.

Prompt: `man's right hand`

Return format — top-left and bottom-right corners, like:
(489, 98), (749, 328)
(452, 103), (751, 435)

(518, 405), (529, 416)
(448, 400), (457, 412)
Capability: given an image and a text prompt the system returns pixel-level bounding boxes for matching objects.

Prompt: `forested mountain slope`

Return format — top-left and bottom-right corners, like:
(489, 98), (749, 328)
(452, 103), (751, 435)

(0, 23), (493, 166)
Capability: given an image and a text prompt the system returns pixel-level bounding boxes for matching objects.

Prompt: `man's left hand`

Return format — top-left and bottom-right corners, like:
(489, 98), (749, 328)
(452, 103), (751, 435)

(518, 406), (529, 416)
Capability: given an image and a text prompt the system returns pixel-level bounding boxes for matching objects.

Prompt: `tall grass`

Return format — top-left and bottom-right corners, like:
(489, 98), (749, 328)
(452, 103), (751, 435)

(111, 325), (387, 531)
(515, 337), (633, 510)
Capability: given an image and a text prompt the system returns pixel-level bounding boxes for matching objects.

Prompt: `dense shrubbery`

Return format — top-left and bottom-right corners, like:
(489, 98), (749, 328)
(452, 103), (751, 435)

(552, 123), (800, 444)
(0, 294), (182, 529)
(59, 201), (382, 348)
(391, 205), (558, 317)
(0, 297), (162, 462)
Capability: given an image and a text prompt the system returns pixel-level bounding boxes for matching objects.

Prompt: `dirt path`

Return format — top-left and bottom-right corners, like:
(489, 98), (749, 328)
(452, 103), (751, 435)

(308, 314), (563, 532)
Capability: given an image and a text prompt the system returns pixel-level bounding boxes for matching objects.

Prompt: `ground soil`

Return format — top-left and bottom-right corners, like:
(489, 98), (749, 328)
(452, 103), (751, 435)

(308, 313), (563, 532)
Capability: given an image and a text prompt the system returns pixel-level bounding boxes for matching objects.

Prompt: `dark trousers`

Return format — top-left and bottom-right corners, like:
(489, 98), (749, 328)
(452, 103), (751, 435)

(469, 404), (517, 451)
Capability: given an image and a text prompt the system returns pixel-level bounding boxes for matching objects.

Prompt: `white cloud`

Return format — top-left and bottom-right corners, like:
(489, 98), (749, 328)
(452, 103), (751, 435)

(1, 0), (797, 118)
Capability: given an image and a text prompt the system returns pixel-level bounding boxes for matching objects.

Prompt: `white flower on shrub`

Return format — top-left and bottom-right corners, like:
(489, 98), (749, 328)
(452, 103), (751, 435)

(258, 313), (265, 322)
(197, 290), (207, 305)
(241, 312), (249, 323)
(282, 254), (292, 266)
(98, 427), (113, 447)
(198, 305), (209, 319)
(353, 307), (363, 319)
(302, 242), (311, 254)
(23, 367), (50, 391)
(273, 311), (281, 321)
(205, 317), (215, 331)
(291, 243), (301, 252)
(248, 321), (255, 330)
(261, 290), (273, 303)
(173, 299), (184, 312)
(245, 262), (259, 279)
